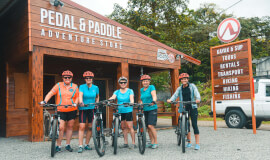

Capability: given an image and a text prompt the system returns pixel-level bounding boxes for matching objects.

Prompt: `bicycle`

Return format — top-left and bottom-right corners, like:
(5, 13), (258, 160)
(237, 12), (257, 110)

(82, 100), (113, 157)
(40, 103), (74, 157)
(125, 103), (152, 154)
(169, 101), (197, 153)
(108, 102), (130, 155)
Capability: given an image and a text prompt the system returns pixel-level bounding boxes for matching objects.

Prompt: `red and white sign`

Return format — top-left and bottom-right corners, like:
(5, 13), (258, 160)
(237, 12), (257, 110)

(217, 18), (241, 43)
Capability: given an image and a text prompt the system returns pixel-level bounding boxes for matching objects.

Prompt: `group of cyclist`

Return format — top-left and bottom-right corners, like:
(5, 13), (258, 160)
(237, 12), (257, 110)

(40, 69), (201, 154)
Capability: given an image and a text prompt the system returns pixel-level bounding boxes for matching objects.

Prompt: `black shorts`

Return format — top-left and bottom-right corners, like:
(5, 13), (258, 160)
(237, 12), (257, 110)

(79, 109), (94, 123)
(59, 110), (77, 121)
(121, 112), (133, 121)
(144, 109), (157, 126)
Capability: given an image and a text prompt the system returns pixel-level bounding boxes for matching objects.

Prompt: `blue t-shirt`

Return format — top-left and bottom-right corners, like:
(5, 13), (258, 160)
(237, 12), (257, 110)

(79, 84), (99, 110)
(113, 88), (134, 113)
(140, 85), (158, 111)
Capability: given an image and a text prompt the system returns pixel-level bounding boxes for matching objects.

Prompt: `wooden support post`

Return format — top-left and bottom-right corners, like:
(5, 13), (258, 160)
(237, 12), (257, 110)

(28, 48), (44, 142)
(170, 69), (179, 126)
(108, 61), (129, 128)
(117, 62), (129, 89)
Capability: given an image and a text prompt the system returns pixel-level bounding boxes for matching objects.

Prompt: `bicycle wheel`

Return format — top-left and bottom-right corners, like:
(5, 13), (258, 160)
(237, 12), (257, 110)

(92, 117), (106, 157)
(177, 117), (181, 146)
(181, 114), (186, 153)
(113, 118), (119, 155)
(138, 117), (146, 154)
(51, 119), (57, 157)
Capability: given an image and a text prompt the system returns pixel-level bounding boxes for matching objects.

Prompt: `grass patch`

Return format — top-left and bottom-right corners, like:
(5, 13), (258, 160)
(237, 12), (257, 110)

(158, 116), (223, 121)
(262, 121), (270, 124)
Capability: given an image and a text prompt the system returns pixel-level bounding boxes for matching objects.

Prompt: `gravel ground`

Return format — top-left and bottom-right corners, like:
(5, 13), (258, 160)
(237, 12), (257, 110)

(0, 126), (270, 160)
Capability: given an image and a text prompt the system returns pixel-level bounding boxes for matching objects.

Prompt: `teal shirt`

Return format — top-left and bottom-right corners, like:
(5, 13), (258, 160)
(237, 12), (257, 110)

(140, 85), (158, 111)
(113, 89), (134, 113)
(79, 84), (99, 110)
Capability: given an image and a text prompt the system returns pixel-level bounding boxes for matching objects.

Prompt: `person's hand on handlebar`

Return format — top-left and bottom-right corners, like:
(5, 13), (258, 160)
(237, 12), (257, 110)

(167, 99), (172, 103)
(151, 101), (156, 106)
(72, 103), (77, 107)
(39, 101), (47, 105)
(196, 99), (200, 104)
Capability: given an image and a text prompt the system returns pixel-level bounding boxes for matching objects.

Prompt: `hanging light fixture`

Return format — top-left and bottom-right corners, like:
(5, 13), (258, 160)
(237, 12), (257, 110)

(50, 0), (64, 7)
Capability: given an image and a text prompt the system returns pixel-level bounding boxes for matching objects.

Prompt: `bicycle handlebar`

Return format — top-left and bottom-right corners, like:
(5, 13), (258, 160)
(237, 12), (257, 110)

(169, 101), (198, 105)
(80, 99), (114, 107)
(39, 103), (74, 108)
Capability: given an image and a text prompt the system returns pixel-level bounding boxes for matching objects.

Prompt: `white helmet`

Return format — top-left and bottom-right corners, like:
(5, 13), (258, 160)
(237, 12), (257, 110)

(118, 76), (128, 83)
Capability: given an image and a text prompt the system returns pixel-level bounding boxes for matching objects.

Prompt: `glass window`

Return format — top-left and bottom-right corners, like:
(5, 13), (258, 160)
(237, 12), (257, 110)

(254, 81), (259, 94)
(266, 86), (270, 97)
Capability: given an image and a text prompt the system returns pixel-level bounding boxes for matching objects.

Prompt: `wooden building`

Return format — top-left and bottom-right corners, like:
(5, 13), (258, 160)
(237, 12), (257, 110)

(0, 0), (201, 142)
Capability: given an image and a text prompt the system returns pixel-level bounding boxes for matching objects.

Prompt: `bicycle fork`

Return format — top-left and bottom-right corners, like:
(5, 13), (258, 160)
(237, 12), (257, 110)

(49, 116), (60, 139)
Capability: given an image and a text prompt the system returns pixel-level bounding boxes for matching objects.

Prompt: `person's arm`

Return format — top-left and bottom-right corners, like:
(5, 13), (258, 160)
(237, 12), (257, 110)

(74, 86), (79, 105)
(109, 90), (117, 100)
(151, 90), (157, 102)
(130, 89), (134, 103)
(167, 87), (180, 103)
(130, 94), (134, 103)
(193, 84), (201, 103)
(79, 92), (83, 104)
(96, 94), (100, 103)
(44, 84), (58, 103)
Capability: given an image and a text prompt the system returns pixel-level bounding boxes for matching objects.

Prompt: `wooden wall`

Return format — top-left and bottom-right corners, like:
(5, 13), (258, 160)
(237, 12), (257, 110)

(29, 0), (181, 69)
(0, 60), (7, 137)
(0, 0), (30, 137)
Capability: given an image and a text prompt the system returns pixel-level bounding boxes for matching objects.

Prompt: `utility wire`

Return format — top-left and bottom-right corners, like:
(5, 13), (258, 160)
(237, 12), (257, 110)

(219, 0), (243, 14)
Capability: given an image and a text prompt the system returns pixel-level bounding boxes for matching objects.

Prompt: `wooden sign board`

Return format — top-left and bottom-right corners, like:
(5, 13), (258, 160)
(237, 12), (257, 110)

(211, 39), (253, 101)
(210, 39), (256, 133)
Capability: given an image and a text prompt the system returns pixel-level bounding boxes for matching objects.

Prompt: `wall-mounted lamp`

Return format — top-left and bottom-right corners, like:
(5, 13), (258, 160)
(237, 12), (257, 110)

(176, 54), (183, 60)
(50, 0), (64, 7)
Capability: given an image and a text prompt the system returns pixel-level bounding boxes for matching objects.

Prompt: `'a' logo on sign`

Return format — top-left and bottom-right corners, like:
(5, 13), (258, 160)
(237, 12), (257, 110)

(217, 18), (241, 43)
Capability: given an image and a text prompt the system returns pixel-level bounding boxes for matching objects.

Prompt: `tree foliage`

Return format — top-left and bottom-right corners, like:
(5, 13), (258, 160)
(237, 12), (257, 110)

(109, 1), (270, 85)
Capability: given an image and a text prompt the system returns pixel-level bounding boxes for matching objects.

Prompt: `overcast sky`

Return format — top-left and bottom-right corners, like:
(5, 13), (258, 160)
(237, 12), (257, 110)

(71, 0), (269, 18)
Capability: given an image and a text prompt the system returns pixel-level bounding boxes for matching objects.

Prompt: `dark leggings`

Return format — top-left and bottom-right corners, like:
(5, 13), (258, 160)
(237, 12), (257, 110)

(186, 106), (199, 134)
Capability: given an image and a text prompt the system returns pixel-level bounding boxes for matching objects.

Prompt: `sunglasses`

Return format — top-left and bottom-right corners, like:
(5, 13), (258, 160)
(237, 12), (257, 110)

(63, 76), (72, 79)
(84, 77), (93, 80)
(119, 82), (127, 84)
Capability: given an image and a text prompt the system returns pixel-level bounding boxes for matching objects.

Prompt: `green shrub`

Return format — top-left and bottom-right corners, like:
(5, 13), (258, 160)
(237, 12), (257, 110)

(198, 105), (211, 117)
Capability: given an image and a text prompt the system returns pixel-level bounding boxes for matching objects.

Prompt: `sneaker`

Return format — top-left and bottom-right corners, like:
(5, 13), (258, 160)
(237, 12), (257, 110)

(129, 144), (137, 149)
(186, 143), (192, 148)
(78, 147), (83, 153)
(195, 144), (200, 150)
(84, 145), (92, 150)
(146, 143), (153, 148)
(151, 144), (158, 149)
(119, 144), (129, 149)
(65, 145), (73, 152)
(56, 146), (61, 152)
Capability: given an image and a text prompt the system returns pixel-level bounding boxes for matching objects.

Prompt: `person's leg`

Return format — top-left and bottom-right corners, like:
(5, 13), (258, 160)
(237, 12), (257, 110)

(126, 121), (135, 144)
(186, 107), (192, 143)
(66, 119), (75, 145)
(148, 125), (157, 144)
(85, 123), (92, 145)
(78, 123), (86, 146)
(57, 119), (66, 146)
(190, 108), (199, 145)
(148, 109), (158, 144)
(122, 119), (128, 144)
(85, 109), (94, 145)
(78, 110), (86, 146)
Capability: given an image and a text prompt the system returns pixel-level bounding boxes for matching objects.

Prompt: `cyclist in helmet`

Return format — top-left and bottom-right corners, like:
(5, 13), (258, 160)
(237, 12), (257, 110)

(40, 70), (79, 152)
(109, 76), (136, 149)
(167, 73), (201, 150)
(139, 74), (158, 149)
(77, 71), (99, 153)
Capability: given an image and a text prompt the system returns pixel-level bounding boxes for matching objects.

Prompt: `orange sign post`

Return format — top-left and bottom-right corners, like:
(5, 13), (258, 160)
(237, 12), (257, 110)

(210, 39), (256, 134)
